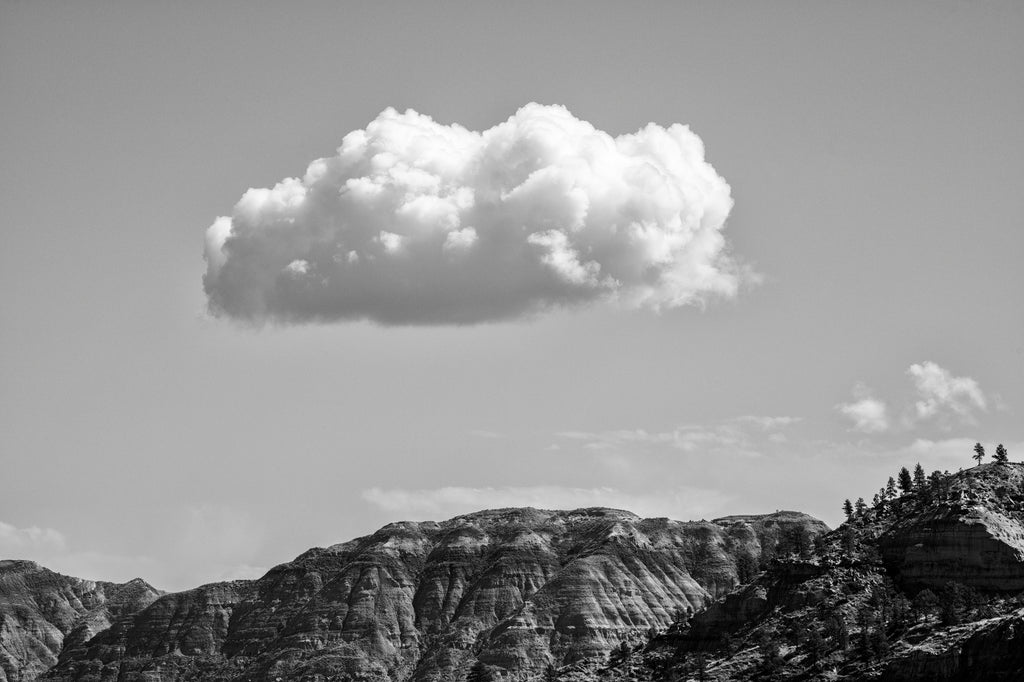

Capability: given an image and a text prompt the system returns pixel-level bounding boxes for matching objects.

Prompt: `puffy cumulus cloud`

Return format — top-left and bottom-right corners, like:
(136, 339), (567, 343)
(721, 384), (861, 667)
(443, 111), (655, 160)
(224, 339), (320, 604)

(908, 361), (987, 426)
(203, 104), (748, 325)
(362, 485), (731, 521)
(837, 383), (889, 433)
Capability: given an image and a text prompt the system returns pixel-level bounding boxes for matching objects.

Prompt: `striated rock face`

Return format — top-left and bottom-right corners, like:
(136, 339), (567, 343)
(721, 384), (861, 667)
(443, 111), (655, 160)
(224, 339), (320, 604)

(0, 560), (161, 682)
(39, 507), (826, 681)
(880, 463), (1024, 591)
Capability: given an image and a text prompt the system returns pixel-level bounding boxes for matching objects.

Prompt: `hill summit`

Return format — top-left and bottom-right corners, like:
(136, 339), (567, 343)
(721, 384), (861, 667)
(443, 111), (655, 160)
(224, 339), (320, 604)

(616, 462), (1024, 681)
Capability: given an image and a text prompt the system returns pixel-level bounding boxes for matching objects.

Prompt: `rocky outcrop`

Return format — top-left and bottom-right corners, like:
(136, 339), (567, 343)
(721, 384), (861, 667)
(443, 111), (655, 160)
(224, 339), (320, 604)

(882, 608), (1024, 681)
(0, 560), (160, 682)
(880, 463), (1024, 591)
(38, 507), (826, 681)
(613, 464), (1024, 682)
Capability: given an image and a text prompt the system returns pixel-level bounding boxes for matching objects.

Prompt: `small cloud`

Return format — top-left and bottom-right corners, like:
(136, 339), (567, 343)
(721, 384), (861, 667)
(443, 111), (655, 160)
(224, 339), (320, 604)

(203, 103), (750, 326)
(731, 415), (801, 430)
(556, 423), (763, 457)
(907, 361), (986, 427)
(361, 485), (730, 522)
(837, 383), (889, 433)
(0, 521), (67, 555)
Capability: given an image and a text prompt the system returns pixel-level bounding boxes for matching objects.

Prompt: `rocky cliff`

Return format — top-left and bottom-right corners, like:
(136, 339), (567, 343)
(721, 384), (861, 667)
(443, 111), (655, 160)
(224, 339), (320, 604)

(879, 463), (1024, 591)
(15, 507), (826, 681)
(607, 463), (1024, 682)
(0, 560), (161, 682)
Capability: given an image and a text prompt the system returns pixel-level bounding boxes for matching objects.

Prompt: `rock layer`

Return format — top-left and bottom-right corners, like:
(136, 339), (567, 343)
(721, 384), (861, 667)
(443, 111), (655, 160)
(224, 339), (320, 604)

(880, 463), (1024, 591)
(36, 507), (826, 681)
(0, 560), (160, 682)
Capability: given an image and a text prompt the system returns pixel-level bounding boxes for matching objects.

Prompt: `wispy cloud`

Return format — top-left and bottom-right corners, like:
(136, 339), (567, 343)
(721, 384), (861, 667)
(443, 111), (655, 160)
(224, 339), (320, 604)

(731, 415), (802, 430)
(554, 416), (798, 457)
(0, 520), (67, 555)
(0, 505), (269, 591)
(362, 485), (731, 522)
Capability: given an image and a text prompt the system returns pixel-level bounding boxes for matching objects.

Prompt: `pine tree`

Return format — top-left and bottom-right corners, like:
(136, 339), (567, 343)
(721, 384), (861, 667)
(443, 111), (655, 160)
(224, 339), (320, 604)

(855, 497), (868, 516)
(973, 442), (985, 465)
(913, 463), (926, 489)
(608, 640), (632, 667)
(872, 492), (882, 507)
(898, 467), (913, 493)
(885, 476), (897, 499)
(994, 443), (1009, 464)
(466, 660), (494, 682)
(843, 499), (854, 520)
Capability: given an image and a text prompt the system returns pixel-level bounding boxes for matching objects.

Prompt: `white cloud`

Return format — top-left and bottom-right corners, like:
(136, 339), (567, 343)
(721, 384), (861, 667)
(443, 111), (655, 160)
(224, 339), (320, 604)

(908, 361), (987, 426)
(204, 103), (750, 325)
(731, 415), (801, 430)
(837, 383), (889, 433)
(0, 521), (67, 556)
(0, 506), (267, 591)
(556, 421), (769, 457)
(362, 485), (731, 522)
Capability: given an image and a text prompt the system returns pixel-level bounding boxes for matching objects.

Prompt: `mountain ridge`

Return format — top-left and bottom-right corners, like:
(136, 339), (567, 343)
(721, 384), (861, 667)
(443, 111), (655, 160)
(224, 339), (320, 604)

(2, 507), (827, 681)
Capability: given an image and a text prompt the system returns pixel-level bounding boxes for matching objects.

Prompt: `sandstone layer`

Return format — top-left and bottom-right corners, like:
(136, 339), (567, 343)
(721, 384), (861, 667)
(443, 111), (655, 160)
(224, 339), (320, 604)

(36, 507), (826, 681)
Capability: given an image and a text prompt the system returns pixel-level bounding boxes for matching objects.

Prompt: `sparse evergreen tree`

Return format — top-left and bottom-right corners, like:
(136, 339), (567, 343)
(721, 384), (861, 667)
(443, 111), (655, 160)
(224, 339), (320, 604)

(694, 652), (708, 682)
(940, 583), (970, 625)
(885, 476), (897, 499)
(994, 443), (1009, 464)
(608, 641), (631, 667)
(872, 492), (882, 508)
(757, 631), (783, 672)
(913, 463), (926, 489)
(973, 442), (985, 466)
(855, 497), (868, 516)
(843, 498), (854, 520)
(806, 627), (827, 662)
(466, 660), (495, 682)
(913, 588), (939, 621)
(736, 550), (758, 583)
(825, 614), (850, 650)
(898, 466), (913, 493)
(842, 525), (856, 556)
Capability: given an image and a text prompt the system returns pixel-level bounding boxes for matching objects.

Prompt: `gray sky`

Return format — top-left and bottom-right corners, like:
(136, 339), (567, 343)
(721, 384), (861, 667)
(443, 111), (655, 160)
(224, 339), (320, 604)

(2, 1), (1022, 591)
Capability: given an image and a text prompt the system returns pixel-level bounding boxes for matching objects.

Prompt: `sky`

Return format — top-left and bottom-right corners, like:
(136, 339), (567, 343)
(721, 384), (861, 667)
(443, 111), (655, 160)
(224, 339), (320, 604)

(1, 1), (1022, 592)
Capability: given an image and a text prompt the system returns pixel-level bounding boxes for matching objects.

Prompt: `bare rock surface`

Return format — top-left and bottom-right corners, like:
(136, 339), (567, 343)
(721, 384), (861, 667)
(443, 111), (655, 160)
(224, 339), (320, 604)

(29, 507), (825, 681)
(879, 463), (1024, 591)
(0, 560), (160, 682)
(610, 463), (1024, 682)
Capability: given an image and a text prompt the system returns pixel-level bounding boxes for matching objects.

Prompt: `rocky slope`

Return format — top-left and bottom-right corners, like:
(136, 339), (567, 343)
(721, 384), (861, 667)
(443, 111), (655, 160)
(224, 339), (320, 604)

(592, 462), (1024, 682)
(13, 507), (826, 681)
(878, 463), (1024, 591)
(0, 560), (161, 682)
